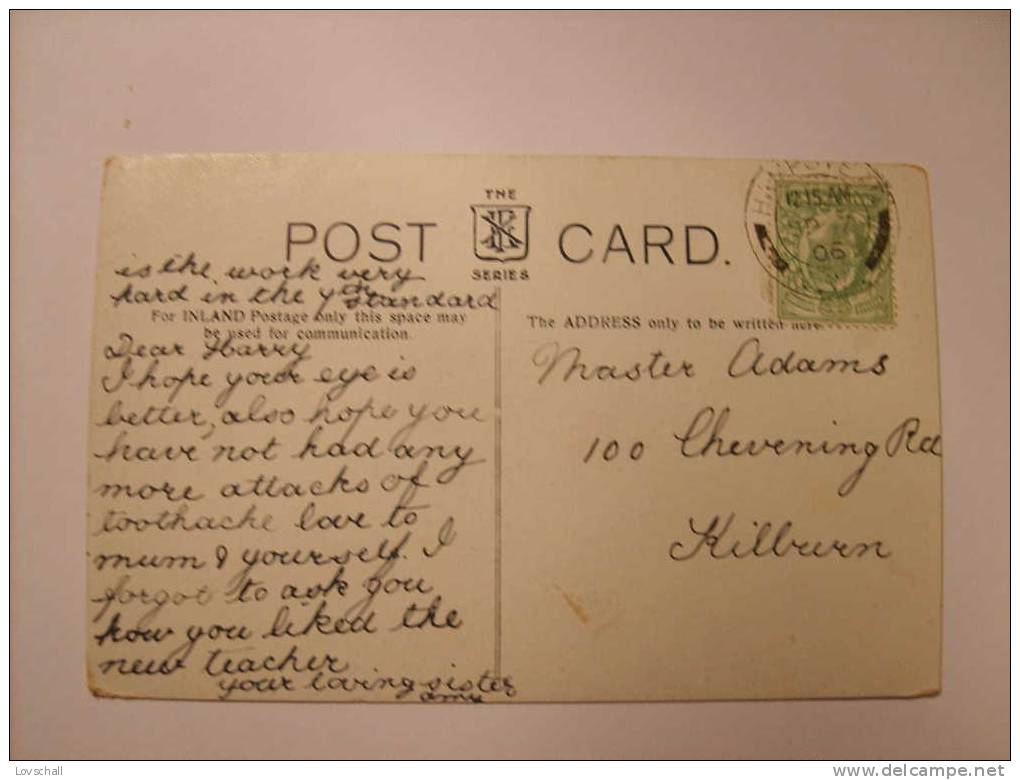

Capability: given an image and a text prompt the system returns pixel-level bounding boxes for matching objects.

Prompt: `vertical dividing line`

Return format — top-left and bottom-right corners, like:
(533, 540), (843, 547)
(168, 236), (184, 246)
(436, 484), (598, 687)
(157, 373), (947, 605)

(494, 286), (502, 676)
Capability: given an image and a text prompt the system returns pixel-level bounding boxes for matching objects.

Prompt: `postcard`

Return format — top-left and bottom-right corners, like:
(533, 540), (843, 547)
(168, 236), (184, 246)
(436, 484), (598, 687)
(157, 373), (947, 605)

(87, 154), (941, 701)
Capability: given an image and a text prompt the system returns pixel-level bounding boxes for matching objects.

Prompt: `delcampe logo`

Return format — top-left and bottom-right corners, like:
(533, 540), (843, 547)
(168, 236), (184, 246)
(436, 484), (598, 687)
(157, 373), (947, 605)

(471, 204), (531, 262)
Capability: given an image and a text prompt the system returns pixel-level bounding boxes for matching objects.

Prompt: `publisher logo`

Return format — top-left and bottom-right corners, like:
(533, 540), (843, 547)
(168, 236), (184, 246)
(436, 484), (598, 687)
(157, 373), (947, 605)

(471, 204), (530, 262)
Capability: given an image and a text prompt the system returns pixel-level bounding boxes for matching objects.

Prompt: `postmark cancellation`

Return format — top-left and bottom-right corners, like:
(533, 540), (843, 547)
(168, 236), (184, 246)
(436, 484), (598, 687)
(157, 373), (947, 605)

(745, 161), (897, 326)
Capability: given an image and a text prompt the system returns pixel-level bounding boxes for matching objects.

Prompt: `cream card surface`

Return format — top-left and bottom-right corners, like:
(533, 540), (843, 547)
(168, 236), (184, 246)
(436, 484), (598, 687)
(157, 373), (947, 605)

(87, 154), (942, 702)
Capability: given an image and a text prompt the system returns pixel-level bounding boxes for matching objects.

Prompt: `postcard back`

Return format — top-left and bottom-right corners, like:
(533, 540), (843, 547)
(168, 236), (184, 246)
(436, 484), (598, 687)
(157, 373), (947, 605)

(87, 154), (942, 702)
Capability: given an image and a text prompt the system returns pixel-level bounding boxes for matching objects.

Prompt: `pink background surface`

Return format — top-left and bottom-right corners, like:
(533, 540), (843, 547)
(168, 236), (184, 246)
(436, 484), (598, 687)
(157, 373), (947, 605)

(11, 11), (1009, 759)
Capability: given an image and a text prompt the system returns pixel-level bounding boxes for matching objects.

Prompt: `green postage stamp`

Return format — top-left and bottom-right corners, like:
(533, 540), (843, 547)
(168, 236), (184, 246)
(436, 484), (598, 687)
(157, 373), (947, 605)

(745, 161), (897, 325)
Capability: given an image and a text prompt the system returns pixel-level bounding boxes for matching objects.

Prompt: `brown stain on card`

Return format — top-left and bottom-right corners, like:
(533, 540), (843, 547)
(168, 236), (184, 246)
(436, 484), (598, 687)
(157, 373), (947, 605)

(556, 586), (590, 625)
